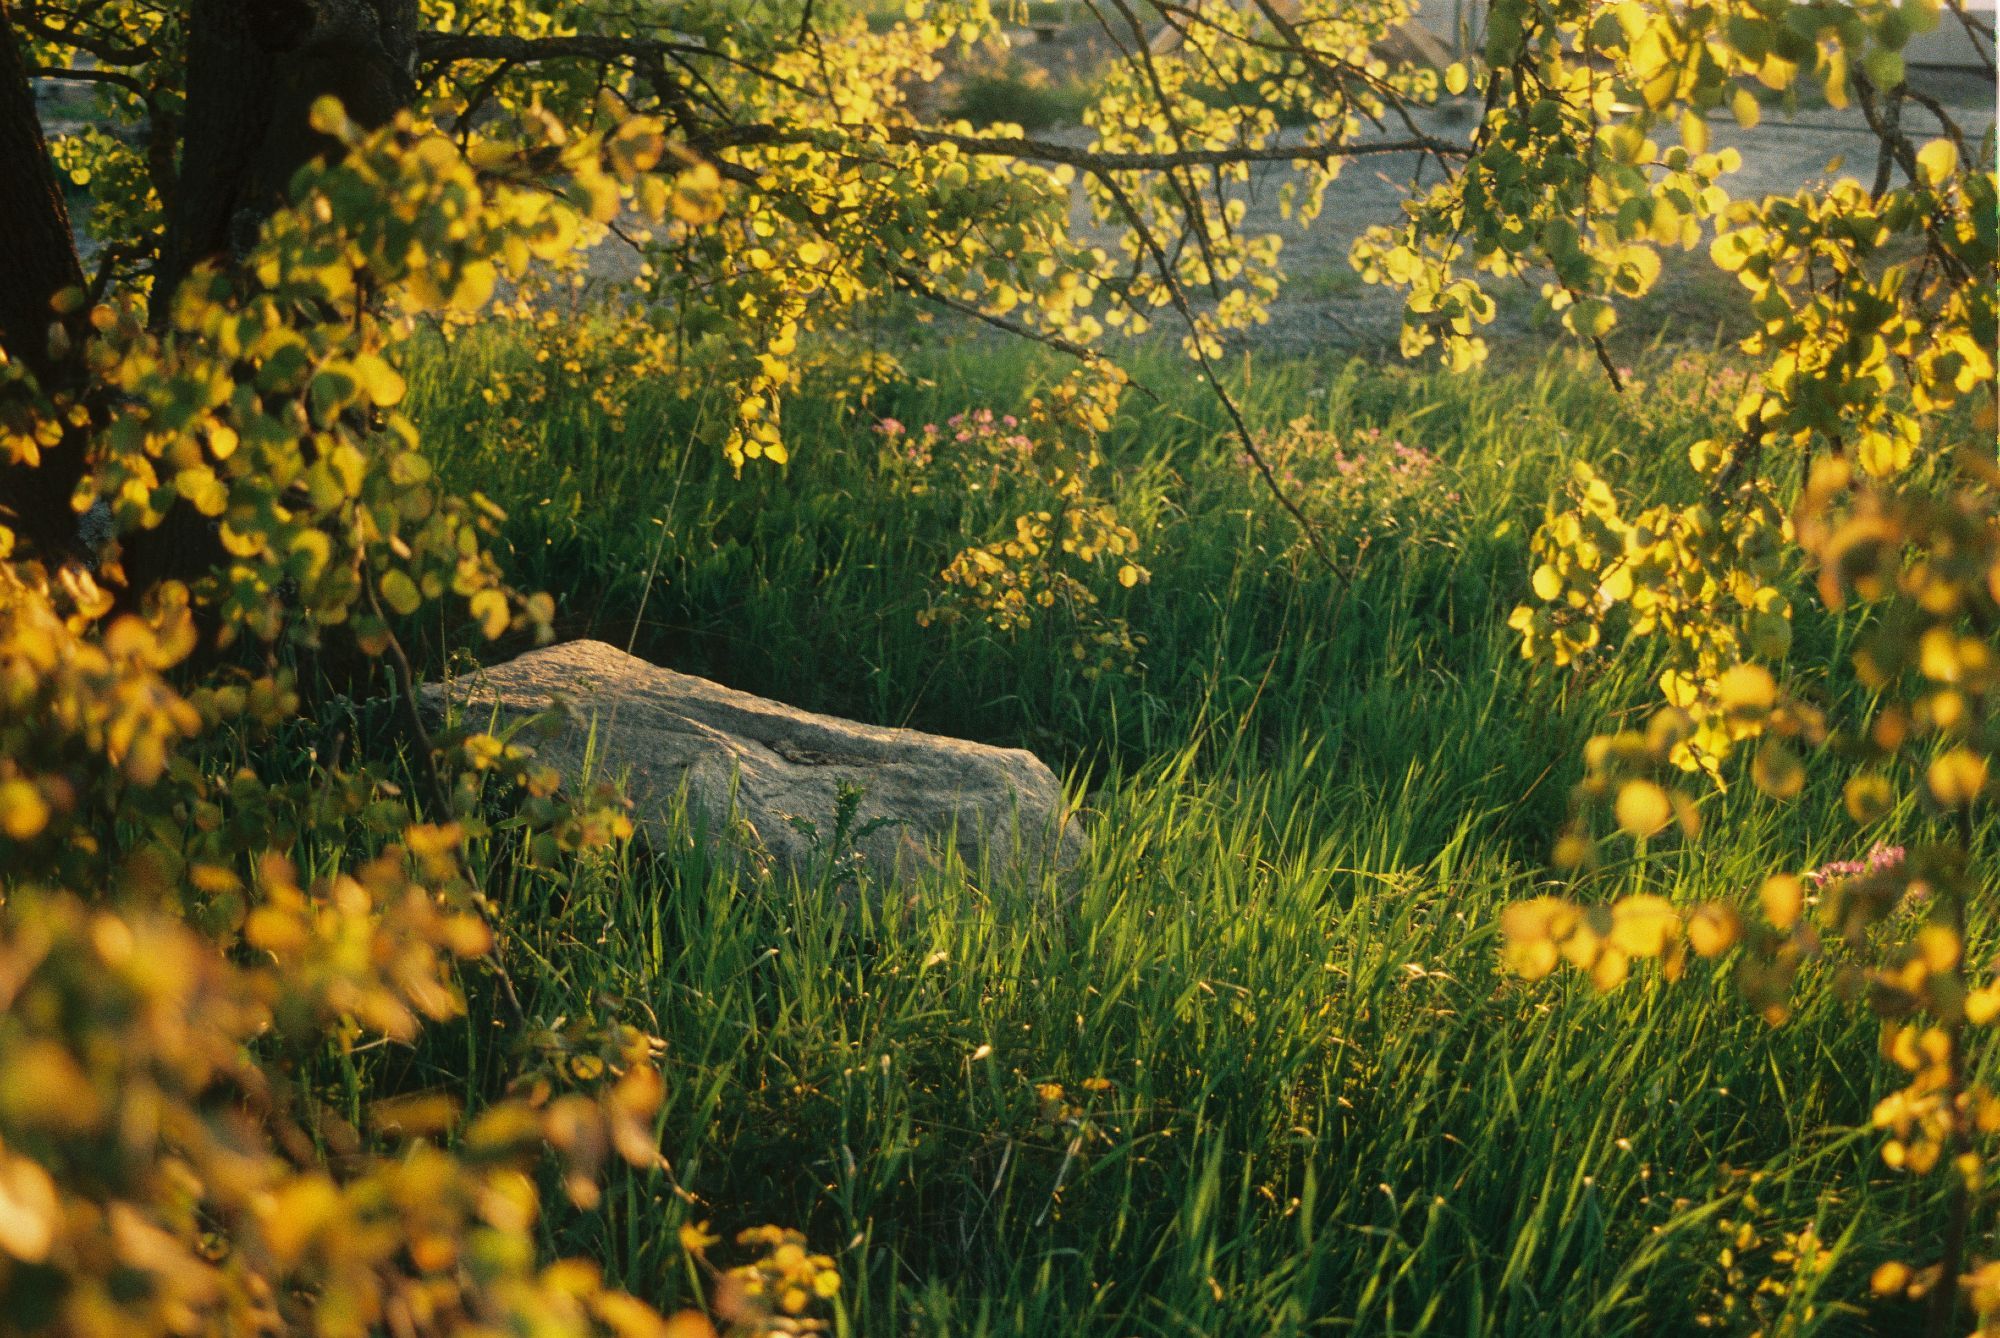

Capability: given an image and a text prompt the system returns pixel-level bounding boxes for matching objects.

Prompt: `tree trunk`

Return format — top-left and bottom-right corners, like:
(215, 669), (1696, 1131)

(0, 3), (84, 380)
(0, 0), (90, 556)
(131, 0), (415, 594)
(156, 0), (415, 311)
(2, 0), (418, 573)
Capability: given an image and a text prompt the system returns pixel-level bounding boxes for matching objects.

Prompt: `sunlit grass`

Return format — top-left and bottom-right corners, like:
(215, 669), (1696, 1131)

(384, 329), (1957, 1335)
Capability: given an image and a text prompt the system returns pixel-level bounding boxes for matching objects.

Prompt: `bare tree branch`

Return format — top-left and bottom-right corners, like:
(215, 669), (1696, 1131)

(413, 29), (1470, 170)
(700, 122), (1467, 171)
(888, 264), (1157, 400)
(413, 29), (812, 97)
(14, 11), (158, 66)
(26, 62), (145, 96)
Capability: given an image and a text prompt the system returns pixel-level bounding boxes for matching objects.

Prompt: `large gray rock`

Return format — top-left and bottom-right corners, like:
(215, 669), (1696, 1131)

(421, 640), (1085, 890)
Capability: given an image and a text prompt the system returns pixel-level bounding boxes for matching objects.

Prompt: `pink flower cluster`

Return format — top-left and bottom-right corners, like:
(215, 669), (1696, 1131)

(875, 410), (1034, 463)
(1327, 429), (1446, 486)
(1804, 842), (1906, 888)
(1235, 424), (1463, 537)
(874, 410), (1048, 496)
(947, 408), (1024, 442)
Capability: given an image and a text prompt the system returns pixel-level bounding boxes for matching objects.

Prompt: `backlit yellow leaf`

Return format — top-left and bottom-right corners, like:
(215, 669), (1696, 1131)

(1614, 780), (1672, 838)
(1759, 874), (1802, 931)
(1916, 137), (1958, 187)
(1927, 747), (1988, 808)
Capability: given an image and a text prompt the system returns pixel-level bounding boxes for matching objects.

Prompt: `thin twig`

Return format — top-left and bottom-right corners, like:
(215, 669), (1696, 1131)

(1091, 167), (1339, 574)
(363, 577), (453, 822)
(889, 264), (1158, 401)
(26, 62), (145, 95)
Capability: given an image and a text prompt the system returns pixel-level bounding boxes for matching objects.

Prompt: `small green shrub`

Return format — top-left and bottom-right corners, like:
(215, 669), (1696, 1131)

(945, 63), (1096, 131)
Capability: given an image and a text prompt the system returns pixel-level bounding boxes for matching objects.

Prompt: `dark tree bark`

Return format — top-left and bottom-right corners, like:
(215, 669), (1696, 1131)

(156, 0), (415, 313)
(0, 3), (83, 380)
(0, 0), (91, 556)
(123, 0), (416, 593)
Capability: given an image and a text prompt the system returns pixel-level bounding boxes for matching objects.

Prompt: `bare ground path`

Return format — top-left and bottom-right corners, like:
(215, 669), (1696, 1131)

(1052, 67), (1994, 359)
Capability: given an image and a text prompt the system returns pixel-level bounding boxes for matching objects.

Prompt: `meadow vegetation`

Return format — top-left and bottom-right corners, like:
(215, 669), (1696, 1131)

(396, 331), (1977, 1335)
(0, 0), (1991, 1334)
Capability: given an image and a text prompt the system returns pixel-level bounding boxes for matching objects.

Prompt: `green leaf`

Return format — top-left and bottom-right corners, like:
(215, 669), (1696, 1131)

(379, 569), (422, 617)
(1565, 298), (1617, 339)
(309, 368), (359, 425)
(1862, 48), (1904, 91)
(1484, 0), (1524, 65)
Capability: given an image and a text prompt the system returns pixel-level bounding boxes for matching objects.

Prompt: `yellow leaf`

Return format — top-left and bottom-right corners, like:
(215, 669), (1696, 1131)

(1716, 663), (1776, 713)
(0, 1153), (58, 1263)
(1759, 874), (1802, 931)
(1967, 987), (2000, 1025)
(0, 779), (50, 840)
(1670, 789), (1702, 839)
(288, 530), (332, 582)
(1751, 741), (1805, 800)
(1686, 904), (1739, 957)
(470, 588), (510, 640)
(307, 95), (351, 137)
(261, 1174), (341, 1268)
(352, 353), (407, 408)
(379, 569), (422, 617)
(1609, 895), (1678, 957)
(1659, 670), (1698, 708)
(527, 209), (581, 261)
(1499, 898), (1577, 980)
(1553, 831), (1593, 868)
(1730, 86), (1761, 129)
(1614, 780), (1672, 838)
(176, 466), (229, 517)
(1917, 137), (1958, 186)
(450, 260), (498, 313)
(1917, 924), (1961, 973)
(1844, 772), (1893, 823)
(1590, 947), (1630, 990)
(1927, 747), (1988, 808)
(1871, 1261), (1912, 1296)
(1681, 110), (1709, 153)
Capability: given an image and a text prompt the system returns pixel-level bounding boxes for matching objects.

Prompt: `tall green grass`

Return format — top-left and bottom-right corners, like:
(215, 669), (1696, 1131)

(389, 330), (1961, 1335)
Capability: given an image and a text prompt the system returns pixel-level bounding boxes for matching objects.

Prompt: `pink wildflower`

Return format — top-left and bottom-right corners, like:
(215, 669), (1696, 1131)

(1804, 842), (1906, 888)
